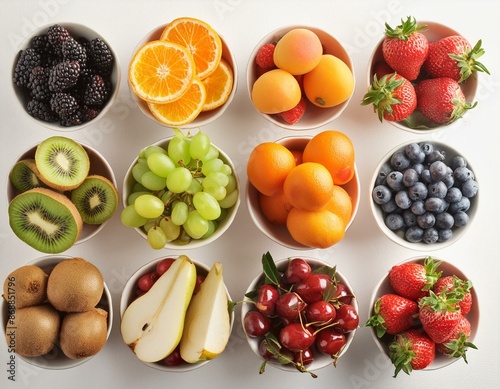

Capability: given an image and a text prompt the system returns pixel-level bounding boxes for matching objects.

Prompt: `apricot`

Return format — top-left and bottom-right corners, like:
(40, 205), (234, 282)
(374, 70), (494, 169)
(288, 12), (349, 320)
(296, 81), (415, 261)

(273, 28), (323, 75)
(251, 69), (301, 114)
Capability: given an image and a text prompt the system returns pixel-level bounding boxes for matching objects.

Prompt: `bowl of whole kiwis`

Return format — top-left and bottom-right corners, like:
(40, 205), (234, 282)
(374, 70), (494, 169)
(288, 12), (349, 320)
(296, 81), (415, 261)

(1, 255), (112, 369)
(7, 135), (119, 253)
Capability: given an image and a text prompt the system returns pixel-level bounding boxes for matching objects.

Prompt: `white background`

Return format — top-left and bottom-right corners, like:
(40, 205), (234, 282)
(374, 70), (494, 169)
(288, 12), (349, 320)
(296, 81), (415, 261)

(1, 0), (500, 388)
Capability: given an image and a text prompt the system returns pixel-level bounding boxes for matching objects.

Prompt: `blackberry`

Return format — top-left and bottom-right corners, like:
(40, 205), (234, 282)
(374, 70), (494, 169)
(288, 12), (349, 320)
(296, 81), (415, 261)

(50, 92), (79, 119)
(26, 100), (58, 122)
(89, 38), (113, 76)
(62, 37), (87, 66)
(60, 111), (83, 127)
(47, 24), (70, 56)
(84, 74), (111, 106)
(13, 48), (41, 87)
(28, 66), (51, 101)
(81, 106), (101, 123)
(31, 34), (59, 66)
(48, 60), (80, 92)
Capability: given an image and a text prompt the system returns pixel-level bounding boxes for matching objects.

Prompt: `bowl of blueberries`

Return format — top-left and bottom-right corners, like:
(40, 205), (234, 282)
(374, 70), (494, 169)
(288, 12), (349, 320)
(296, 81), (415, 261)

(370, 140), (479, 250)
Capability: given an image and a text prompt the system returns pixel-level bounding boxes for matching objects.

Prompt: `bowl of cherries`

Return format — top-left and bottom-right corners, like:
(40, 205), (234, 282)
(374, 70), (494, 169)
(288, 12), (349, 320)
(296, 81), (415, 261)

(241, 253), (359, 377)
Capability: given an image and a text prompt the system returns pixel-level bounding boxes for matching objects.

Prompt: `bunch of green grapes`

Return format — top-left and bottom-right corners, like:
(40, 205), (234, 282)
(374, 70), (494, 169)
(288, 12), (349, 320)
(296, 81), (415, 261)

(121, 129), (239, 249)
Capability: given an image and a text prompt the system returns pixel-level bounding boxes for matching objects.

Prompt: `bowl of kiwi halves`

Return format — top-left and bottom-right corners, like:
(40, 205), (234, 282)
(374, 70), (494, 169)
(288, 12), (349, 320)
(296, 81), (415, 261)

(1, 255), (113, 369)
(7, 136), (119, 253)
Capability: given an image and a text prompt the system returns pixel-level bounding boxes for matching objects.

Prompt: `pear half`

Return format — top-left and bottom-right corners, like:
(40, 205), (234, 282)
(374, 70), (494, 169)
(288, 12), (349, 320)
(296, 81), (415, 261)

(180, 261), (231, 363)
(121, 255), (196, 362)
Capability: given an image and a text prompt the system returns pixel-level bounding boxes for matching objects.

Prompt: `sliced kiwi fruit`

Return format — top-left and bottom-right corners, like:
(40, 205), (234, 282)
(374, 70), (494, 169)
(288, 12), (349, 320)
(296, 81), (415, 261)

(8, 187), (83, 253)
(9, 159), (47, 193)
(70, 175), (118, 224)
(35, 136), (90, 191)
(3, 265), (48, 308)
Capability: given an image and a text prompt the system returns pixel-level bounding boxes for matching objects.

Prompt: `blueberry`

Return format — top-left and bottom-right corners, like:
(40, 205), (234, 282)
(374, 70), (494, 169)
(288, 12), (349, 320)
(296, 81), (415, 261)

(420, 169), (432, 184)
(385, 213), (405, 231)
(442, 171), (455, 188)
(390, 150), (411, 171)
(435, 212), (455, 229)
(372, 185), (392, 205)
(375, 163), (392, 186)
(462, 180), (478, 198)
(386, 171), (404, 191)
(403, 210), (417, 227)
(438, 228), (453, 242)
(412, 163), (425, 175)
(419, 142), (434, 156)
(429, 161), (448, 182)
(445, 187), (462, 203)
(427, 149), (446, 164)
(428, 181), (448, 199)
(448, 196), (470, 214)
(403, 168), (419, 187)
(405, 143), (425, 163)
(411, 200), (426, 215)
(405, 226), (424, 242)
(425, 197), (448, 213)
(382, 198), (399, 213)
(423, 228), (439, 244)
(395, 190), (412, 209)
(417, 212), (436, 229)
(454, 211), (469, 227)
(450, 155), (467, 170)
(408, 181), (428, 201)
(454, 166), (474, 182)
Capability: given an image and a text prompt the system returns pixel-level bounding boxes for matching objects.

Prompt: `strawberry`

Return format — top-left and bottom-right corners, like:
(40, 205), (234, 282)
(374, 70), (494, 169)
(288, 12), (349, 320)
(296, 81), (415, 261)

(418, 289), (462, 343)
(436, 315), (477, 362)
(361, 73), (417, 122)
(424, 36), (490, 83)
(278, 97), (306, 125)
(389, 256), (442, 301)
(372, 60), (394, 79)
(389, 329), (435, 377)
(366, 293), (419, 338)
(415, 77), (476, 124)
(255, 43), (276, 69)
(433, 275), (473, 316)
(382, 16), (429, 81)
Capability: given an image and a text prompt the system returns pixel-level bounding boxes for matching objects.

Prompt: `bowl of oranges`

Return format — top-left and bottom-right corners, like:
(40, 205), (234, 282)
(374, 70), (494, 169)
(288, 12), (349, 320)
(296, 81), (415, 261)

(247, 25), (355, 130)
(246, 131), (359, 250)
(128, 17), (237, 129)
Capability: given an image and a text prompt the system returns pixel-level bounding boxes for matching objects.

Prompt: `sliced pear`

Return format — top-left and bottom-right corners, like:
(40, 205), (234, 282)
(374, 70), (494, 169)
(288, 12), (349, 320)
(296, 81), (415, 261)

(180, 261), (231, 363)
(120, 255), (196, 362)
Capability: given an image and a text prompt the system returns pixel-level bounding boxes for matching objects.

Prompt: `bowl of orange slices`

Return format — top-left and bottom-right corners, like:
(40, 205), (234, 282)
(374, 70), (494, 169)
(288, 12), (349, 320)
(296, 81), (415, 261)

(128, 17), (237, 129)
(246, 131), (360, 250)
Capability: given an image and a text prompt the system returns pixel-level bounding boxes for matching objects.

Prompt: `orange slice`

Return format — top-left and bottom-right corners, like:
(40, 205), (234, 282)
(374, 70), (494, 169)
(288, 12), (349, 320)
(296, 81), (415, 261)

(201, 58), (234, 111)
(160, 17), (222, 80)
(147, 77), (207, 126)
(129, 40), (195, 104)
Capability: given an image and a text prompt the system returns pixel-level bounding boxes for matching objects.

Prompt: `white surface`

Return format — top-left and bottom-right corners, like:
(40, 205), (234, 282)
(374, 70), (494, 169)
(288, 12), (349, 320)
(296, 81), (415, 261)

(1, 0), (499, 388)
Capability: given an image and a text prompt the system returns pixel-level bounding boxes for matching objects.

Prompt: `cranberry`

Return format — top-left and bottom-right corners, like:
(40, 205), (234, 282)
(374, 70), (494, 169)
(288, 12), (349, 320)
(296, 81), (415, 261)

(306, 300), (336, 325)
(137, 271), (159, 292)
(279, 323), (316, 352)
(275, 292), (307, 321)
(335, 304), (359, 333)
(294, 347), (314, 367)
(256, 284), (279, 316)
(334, 283), (353, 305)
(244, 310), (271, 337)
(156, 258), (176, 276)
(162, 345), (184, 366)
(295, 273), (332, 303)
(285, 258), (311, 284)
(316, 329), (346, 355)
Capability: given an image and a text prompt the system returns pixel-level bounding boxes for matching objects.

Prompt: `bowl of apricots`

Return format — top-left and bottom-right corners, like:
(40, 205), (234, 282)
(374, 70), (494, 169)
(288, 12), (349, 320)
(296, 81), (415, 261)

(247, 25), (355, 130)
(128, 17), (237, 129)
(246, 131), (360, 250)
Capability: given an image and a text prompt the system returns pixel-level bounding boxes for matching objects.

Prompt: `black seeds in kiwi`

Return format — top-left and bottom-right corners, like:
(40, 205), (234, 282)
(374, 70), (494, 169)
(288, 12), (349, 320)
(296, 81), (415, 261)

(71, 175), (118, 224)
(9, 159), (47, 193)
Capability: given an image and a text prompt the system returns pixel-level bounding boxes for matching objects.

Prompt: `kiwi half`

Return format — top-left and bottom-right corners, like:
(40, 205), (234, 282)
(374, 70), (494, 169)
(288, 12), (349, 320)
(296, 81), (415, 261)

(8, 187), (83, 253)
(35, 136), (90, 191)
(9, 159), (47, 193)
(71, 175), (118, 224)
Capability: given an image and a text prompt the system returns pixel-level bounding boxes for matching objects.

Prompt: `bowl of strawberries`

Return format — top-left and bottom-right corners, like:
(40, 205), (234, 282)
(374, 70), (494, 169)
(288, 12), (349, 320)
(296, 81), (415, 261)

(366, 255), (479, 377)
(362, 17), (489, 132)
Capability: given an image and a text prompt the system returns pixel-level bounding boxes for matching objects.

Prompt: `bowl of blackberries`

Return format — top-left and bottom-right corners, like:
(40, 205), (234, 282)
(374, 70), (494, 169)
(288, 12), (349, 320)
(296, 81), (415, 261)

(370, 140), (478, 250)
(241, 253), (359, 377)
(12, 23), (120, 130)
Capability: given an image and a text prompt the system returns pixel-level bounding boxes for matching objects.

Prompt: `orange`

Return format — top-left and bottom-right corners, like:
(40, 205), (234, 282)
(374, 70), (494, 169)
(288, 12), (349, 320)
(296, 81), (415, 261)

(201, 58), (233, 111)
(324, 185), (352, 227)
(251, 69), (301, 114)
(283, 162), (334, 211)
(302, 130), (355, 185)
(286, 208), (345, 248)
(303, 54), (354, 108)
(147, 77), (206, 126)
(258, 190), (293, 225)
(161, 17), (222, 80)
(273, 28), (323, 75)
(247, 142), (296, 196)
(129, 40), (195, 104)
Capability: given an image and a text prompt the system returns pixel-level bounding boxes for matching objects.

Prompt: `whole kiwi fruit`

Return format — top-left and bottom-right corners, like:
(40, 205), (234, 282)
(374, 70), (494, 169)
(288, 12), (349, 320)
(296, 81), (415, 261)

(7, 303), (60, 357)
(60, 308), (108, 359)
(47, 257), (104, 312)
(3, 265), (48, 308)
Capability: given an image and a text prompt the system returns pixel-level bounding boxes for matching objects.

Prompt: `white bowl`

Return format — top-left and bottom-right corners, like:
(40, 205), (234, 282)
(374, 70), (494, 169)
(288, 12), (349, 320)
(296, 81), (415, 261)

(368, 255), (479, 371)
(129, 24), (237, 129)
(122, 136), (240, 250)
(1, 255), (113, 369)
(247, 25), (355, 130)
(246, 136), (360, 250)
(366, 21), (478, 133)
(7, 138), (118, 249)
(369, 140), (478, 251)
(241, 257), (358, 374)
(12, 22), (120, 132)
(119, 255), (234, 372)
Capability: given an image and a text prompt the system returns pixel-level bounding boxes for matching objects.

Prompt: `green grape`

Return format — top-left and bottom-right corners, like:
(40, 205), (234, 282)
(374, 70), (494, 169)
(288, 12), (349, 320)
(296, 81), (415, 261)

(132, 161), (150, 183)
(134, 194), (165, 218)
(186, 177), (203, 195)
(220, 164), (232, 176)
(143, 219), (156, 232)
(160, 190), (173, 203)
(159, 217), (181, 241)
(141, 171), (167, 191)
(176, 228), (192, 244)
(166, 167), (192, 193)
(132, 181), (148, 193)
(219, 188), (239, 209)
(204, 172), (229, 188)
(203, 184), (226, 201)
(202, 220), (217, 239)
(193, 192), (221, 220)
(147, 152), (176, 178)
(225, 174), (237, 194)
(121, 205), (147, 227)
(127, 191), (150, 206)
(201, 158), (223, 176)
(217, 207), (228, 221)
(189, 131), (210, 160)
(171, 201), (189, 225)
(147, 226), (168, 249)
(201, 145), (219, 163)
(143, 145), (168, 158)
(184, 210), (209, 239)
(168, 136), (191, 165)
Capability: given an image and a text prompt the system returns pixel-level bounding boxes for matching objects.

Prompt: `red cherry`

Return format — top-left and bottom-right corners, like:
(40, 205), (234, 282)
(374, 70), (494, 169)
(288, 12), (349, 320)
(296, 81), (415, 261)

(244, 310), (271, 337)
(156, 258), (176, 276)
(334, 283), (353, 305)
(279, 323), (316, 352)
(256, 284), (279, 316)
(316, 329), (346, 355)
(275, 292), (307, 321)
(335, 304), (359, 333)
(137, 271), (159, 292)
(285, 258), (311, 284)
(306, 300), (336, 326)
(293, 347), (314, 367)
(295, 273), (332, 303)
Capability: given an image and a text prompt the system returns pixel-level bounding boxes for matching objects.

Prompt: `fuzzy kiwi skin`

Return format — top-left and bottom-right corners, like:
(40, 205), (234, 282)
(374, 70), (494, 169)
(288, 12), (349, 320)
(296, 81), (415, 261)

(9, 159), (47, 193)
(2, 265), (48, 308)
(47, 257), (104, 312)
(7, 304), (60, 357)
(60, 308), (108, 359)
